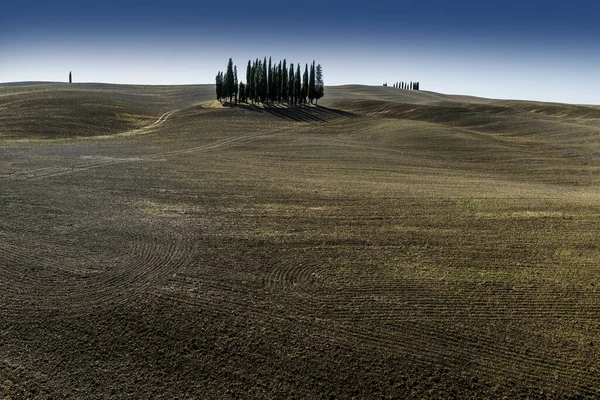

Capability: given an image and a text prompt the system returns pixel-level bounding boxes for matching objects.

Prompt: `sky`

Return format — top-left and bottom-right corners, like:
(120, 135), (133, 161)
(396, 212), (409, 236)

(2, 0), (600, 104)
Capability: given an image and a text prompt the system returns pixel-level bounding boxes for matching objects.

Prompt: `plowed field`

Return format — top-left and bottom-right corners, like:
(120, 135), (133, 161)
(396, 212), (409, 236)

(2, 83), (600, 398)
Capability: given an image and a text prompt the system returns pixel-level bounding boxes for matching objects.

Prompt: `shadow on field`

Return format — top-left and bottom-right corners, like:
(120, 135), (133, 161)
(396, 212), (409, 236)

(235, 103), (356, 123)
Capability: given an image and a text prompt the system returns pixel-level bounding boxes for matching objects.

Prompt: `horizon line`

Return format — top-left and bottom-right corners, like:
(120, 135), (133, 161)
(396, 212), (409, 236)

(3, 80), (598, 107)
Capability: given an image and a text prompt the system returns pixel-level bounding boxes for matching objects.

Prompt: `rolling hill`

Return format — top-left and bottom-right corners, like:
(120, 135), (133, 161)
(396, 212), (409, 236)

(1, 82), (600, 399)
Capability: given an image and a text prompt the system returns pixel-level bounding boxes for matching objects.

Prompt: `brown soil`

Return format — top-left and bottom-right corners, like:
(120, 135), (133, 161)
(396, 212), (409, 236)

(1, 83), (600, 398)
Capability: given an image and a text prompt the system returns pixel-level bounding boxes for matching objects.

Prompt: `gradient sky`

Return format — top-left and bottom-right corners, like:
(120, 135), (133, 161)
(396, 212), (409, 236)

(3, 0), (600, 104)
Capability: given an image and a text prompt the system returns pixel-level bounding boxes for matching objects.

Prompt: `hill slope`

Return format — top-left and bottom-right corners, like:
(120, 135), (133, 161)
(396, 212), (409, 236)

(2, 83), (600, 398)
(0, 83), (214, 139)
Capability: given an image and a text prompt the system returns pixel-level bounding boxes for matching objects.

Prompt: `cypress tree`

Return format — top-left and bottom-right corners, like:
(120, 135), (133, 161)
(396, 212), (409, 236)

(294, 65), (301, 105)
(309, 61), (316, 104)
(273, 59), (278, 102)
(262, 57), (268, 103)
(272, 63), (277, 103)
(239, 82), (246, 103)
(288, 63), (295, 104)
(224, 58), (235, 103)
(215, 72), (223, 102)
(253, 59), (260, 103)
(253, 59), (259, 103)
(281, 60), (288, 103)
(223, 71), (230, 101)
(69, 71), (72, 84)
(246, 61), (252, 102)
(267, 57), (272, 102)
(277, 61), (283, 102)
(234, 66), (239, 104)
(315, 64), (324, 105)
(274, 62), (279, 102)
(302, 64), (309, 104)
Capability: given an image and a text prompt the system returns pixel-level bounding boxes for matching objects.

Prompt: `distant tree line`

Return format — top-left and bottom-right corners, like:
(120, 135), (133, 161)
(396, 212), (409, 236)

(216, 58), (324, 105)
(384, 81), (419, 90)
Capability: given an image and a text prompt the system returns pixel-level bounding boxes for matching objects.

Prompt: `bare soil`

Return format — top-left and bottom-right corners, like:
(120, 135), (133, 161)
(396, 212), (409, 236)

(2, 83), (600, 398)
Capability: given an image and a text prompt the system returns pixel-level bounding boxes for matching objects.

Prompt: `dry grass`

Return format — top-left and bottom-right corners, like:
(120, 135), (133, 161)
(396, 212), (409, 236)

(1, 83), (600, 398)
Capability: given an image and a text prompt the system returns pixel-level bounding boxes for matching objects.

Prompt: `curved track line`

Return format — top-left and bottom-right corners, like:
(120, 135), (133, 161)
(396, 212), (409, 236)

(0, 112), (329, 181)
(0, 109), (179, 181)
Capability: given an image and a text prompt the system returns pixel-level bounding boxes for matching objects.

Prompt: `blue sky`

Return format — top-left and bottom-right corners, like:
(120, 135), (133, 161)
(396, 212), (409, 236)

(3, 0), (600, 104)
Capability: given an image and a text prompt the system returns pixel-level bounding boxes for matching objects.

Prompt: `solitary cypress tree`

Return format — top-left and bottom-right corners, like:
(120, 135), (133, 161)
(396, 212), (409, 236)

(69, 71), (72, 84)
(315, 64), (324, 105)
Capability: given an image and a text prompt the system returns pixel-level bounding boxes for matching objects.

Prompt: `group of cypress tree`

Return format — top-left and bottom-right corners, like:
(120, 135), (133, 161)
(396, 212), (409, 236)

(216, 58), (324, 105)
(391, 81), (419, 90)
